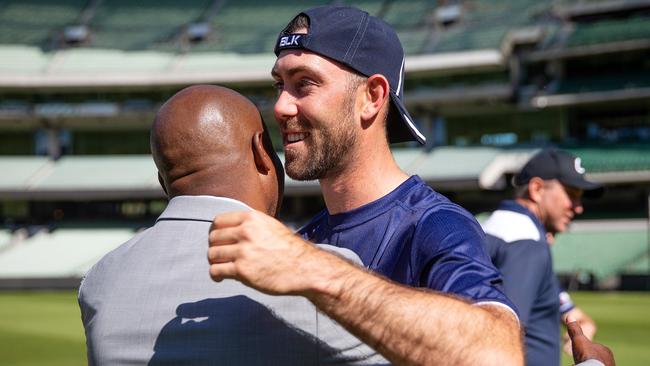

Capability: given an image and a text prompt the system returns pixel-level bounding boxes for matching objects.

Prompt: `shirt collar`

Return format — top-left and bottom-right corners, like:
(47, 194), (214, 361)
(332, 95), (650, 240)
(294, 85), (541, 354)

(157, 195), (252, 223)
(326, 175), (423, 228)
(497, 199), (547, 237)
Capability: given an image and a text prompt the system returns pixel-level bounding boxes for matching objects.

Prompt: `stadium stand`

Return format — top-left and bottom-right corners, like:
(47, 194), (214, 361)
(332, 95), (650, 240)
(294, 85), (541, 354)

(552, 220), (649, 281)
(189, 0), (328, 54)
(406, 146), (502, 190)
(625, 253), (650, 274)
(566, 15), (650, 48)
(0, 155), (161, 200)
(90, 0), (213, 50)
(1, 145), (649, 198)
(556, 71), (650, 94)
(566, 145), (650, 173)
(426, 0), (547, 53)
(0, 156), (50, 192)
(0, 149), (529, 200)
(0, 0), (649, 289)
(342, 0), (387, 16)
(382, 0), (437, 30)
(0, 45), (50, 73)
(0, 0), (87, 47)
(0, 227), (135, 279)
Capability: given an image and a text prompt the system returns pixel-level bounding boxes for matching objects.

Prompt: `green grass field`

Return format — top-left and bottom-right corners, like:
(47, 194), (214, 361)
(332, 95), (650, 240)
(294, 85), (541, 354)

(0, 291), (648, 365)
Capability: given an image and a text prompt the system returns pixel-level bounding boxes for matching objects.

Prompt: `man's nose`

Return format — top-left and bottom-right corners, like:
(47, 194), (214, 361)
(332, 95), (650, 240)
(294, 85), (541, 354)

(573, 200), (584, 215)
(274, 89), (298, 124)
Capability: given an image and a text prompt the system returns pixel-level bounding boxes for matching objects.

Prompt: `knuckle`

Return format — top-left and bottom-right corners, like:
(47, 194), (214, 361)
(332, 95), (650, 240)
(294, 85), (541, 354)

(207, 248), (218, 263)
(239, 225), (255, 240)
(208, 265), (220, 279)
(208, 231), (216, 245)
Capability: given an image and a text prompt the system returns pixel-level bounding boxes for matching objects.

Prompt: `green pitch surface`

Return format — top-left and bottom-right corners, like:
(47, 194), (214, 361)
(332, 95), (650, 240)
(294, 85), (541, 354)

(560, 292), (650, 366)
(0, 291), (85, 366)
(0, 291), (648, 365)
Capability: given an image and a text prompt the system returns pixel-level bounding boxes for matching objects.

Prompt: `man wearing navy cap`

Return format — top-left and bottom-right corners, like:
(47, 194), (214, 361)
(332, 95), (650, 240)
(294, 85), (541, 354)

(482, 148), (604, 366)
(208, 5), (523, 365)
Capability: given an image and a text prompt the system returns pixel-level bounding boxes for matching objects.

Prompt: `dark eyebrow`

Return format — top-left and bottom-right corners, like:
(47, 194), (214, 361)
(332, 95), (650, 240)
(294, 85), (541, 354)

(271, 65), (316, 79)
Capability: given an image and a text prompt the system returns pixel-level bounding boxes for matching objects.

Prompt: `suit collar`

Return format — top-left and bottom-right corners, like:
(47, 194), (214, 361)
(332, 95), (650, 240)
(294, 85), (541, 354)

(157, 195), (252, 223)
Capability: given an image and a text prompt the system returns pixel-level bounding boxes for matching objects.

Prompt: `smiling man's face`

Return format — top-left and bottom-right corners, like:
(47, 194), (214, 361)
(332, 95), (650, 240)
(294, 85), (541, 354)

(271, 49), (363, 181)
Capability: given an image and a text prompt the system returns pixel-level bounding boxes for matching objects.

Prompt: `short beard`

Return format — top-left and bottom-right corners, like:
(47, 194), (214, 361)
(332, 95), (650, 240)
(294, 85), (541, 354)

(285, 73), (364, 181)
(285, 120), (357, 181)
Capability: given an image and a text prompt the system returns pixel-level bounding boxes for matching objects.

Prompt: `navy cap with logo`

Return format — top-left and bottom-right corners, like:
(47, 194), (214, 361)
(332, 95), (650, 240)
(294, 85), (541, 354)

(513, 149), (604, 197)
(274, 5), (426, 145)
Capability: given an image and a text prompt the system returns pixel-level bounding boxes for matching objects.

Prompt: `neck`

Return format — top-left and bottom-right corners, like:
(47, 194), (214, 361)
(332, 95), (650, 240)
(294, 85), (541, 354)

(319, 142), (409, 214)
(515, 197), (542, 221)
(170, 176), (273, 216)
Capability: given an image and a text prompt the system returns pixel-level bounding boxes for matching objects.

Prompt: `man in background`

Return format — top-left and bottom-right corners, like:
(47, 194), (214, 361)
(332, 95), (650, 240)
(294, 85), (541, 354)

(482, 148), (603, 366)
(79, 85), (388, 365)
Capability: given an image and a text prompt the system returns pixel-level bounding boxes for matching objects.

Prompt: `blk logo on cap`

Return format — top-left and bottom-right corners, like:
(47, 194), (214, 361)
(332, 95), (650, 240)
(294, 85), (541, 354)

(278, 35), (302, 48)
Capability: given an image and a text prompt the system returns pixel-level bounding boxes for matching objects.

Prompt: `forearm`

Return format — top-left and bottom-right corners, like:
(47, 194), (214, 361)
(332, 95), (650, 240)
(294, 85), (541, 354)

(303, 253), (524, 366)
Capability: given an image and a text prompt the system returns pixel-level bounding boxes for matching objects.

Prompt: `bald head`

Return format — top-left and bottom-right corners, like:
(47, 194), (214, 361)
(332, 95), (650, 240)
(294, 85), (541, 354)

(151, 85), (284, 216)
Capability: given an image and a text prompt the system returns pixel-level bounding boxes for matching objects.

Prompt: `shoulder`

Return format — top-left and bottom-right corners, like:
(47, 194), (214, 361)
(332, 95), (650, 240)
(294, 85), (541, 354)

(485, 232), (553, 279)
(407, 199), (492, 270)
(414, 199), (485, 245)
(79, 228), (152, 296)
(298, 209), (328, 238)
(482, 209), (542, 243)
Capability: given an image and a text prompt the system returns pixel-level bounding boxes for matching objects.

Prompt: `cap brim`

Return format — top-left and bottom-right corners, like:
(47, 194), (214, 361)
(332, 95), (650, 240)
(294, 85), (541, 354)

(388, 91), (426, 145)
(561, 177), (605, 198)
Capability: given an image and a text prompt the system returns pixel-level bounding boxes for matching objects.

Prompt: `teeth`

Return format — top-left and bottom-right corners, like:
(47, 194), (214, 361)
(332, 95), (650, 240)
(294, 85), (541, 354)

(287, 133), (307, 143)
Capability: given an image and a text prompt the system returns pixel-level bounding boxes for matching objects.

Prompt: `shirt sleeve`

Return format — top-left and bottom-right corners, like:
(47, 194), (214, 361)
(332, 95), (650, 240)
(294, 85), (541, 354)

(413, 207), (517, 312)
(489, 237), (553, 326)
(556, 279), (576, 314)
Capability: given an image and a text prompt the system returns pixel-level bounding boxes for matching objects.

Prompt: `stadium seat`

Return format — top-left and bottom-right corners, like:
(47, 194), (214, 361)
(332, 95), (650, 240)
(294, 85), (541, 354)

(565, 146), (650, 173)
(193, 0), (328, 54)
(567, 16), (650, 48)
(342, 0), (387, 16)
(382, 0), (437, 29)
(90, 0), (212, 50)
(0, 0), (86, 47)
(552, 222), (648, 280)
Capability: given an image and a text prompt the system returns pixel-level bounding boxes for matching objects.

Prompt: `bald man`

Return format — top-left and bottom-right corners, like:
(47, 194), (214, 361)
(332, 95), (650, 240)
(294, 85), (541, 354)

(78, 85), (388, 365)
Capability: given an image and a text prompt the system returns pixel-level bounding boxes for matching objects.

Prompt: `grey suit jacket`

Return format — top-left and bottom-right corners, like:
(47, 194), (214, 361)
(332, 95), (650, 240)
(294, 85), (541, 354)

(79, 195), (388, 365)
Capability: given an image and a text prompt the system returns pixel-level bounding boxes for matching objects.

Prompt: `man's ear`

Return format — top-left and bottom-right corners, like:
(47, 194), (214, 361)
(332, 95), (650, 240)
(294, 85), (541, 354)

(252, 131), (273, 174)
(157, 172), (168, 196)
(528, 177), (545, 203)
(360, 74), (390, 122)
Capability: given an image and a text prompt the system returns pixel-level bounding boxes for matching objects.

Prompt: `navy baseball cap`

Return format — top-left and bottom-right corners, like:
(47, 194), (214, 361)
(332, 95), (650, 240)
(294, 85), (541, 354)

(274, 5), (426, 145)
(513, 149), (604, 197)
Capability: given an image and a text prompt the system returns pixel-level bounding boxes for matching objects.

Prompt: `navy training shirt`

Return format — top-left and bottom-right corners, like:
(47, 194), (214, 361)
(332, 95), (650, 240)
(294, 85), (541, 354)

(299, 176), (515, 310)
(482, 200), (561, 366)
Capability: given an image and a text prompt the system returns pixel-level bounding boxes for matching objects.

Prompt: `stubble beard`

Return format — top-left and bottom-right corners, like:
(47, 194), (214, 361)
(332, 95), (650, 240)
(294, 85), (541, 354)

(285, 107), (358, 181)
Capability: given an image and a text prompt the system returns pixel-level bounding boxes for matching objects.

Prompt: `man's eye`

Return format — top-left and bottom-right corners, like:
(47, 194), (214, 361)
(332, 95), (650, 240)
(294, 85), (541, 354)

(272, 81), (284, 91)
(297, 79), (315, 89)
